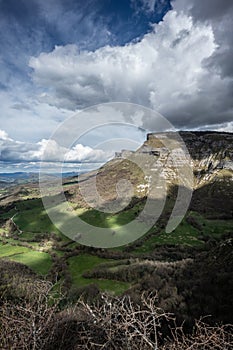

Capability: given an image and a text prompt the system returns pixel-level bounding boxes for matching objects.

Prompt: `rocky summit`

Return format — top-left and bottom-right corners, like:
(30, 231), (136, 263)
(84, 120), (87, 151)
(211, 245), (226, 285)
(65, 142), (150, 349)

(115, 131), (233, 188)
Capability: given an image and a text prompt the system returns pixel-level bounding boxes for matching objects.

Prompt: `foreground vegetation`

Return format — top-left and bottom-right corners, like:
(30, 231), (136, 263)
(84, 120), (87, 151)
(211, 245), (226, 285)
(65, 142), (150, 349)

(0, 260), (232, 349)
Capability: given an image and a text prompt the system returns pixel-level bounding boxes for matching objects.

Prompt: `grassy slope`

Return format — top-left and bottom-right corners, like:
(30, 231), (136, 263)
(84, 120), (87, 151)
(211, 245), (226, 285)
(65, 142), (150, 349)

(133, 215), (233, 254)
(0, 243), (30, 257)
(0, 243), (52, 275)
(14, 199), (61, 234)
(1, 193), (232, 284)
(68, 254), (130, 295)
(8, 251), (52, 275)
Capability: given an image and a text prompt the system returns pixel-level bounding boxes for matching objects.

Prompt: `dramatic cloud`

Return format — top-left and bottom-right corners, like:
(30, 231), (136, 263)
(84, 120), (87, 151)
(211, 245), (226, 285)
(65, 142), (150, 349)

(0, 130), (111, 163)
(30, 8), (232, 129)
(188, 0), (233, 21)
(174, 0), (233, 80)
(0, 0), (169, 86)
(0, 0), (232, 162)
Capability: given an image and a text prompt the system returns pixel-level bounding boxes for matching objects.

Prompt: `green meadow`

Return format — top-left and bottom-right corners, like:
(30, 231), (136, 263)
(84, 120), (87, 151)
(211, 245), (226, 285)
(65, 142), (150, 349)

(0, 242), (52, 275)
(68, 254), (130, 295)
(1, 194), (232, 294)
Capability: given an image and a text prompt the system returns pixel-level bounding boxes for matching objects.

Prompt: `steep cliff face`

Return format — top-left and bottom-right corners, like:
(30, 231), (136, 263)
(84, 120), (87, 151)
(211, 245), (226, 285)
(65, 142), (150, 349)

(139, 131), (233, 188)
(179, 131), (233, 185)
(140, 131), (233, 217)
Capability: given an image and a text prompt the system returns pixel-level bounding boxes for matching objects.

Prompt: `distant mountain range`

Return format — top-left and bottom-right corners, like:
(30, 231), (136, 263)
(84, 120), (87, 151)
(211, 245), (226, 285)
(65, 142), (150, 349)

(0, 171), (80, 188)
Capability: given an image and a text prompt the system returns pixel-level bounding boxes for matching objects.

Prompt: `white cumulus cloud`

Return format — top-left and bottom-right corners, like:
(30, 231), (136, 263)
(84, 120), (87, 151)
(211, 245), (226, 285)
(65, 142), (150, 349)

(0, 129), (12, 141)
(0, 131), (111, 163)
(29, 8), (233, 129)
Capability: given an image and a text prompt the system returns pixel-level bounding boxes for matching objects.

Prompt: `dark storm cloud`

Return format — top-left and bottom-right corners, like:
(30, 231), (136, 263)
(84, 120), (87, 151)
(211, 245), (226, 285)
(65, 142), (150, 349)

(187, 0), (233, 80)
(189, 0), (233, 21)
(154, 0), (233, 130)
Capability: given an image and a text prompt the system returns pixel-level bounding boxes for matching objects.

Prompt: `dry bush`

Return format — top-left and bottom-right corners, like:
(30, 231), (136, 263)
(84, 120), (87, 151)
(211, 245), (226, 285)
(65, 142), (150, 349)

(0, 280), (58, 350)
(162, 320), (233, 350)
(71, 292), (172, 349)
(0, 289), (232, 350)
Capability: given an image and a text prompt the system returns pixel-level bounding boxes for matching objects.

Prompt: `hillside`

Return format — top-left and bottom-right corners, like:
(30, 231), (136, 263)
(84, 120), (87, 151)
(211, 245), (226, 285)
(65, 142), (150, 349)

(0, 131), (232, 345)
(66, 131), (233, 225)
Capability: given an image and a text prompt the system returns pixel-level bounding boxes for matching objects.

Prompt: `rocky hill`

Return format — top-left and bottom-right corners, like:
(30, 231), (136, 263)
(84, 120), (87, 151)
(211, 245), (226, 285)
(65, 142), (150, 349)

(115, 130), (233, 187)
(69, 131), (232, 219)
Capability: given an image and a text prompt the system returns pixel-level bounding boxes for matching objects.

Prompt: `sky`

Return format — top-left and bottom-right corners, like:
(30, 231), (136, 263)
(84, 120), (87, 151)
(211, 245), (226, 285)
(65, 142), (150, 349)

(0, 0), (233, 172)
